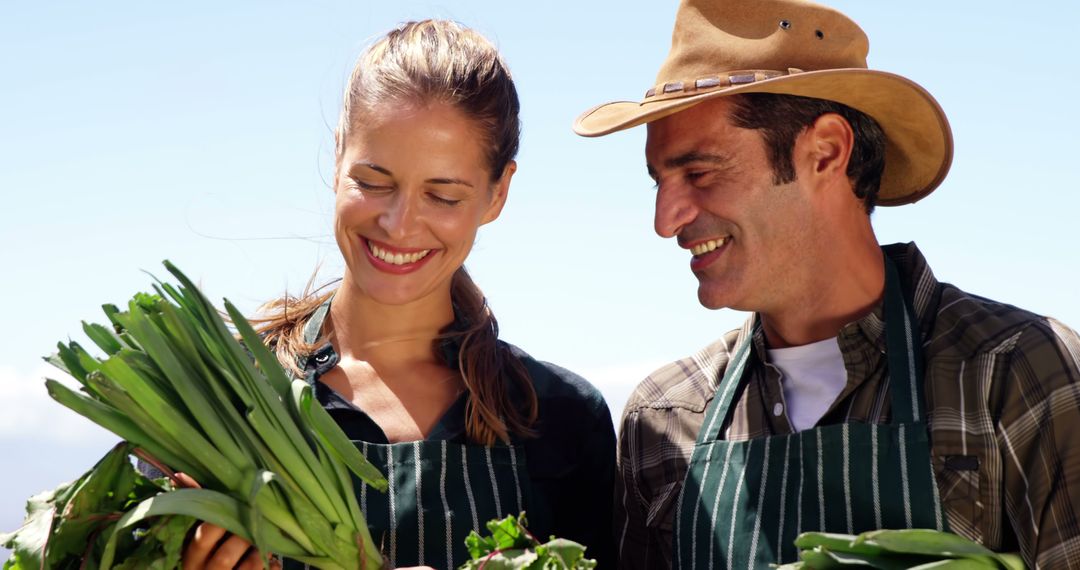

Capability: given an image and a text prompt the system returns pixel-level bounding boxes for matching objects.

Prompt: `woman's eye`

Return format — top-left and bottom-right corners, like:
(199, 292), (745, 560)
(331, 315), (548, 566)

(353, 179), (392, 192)
(430, 194), (462, 206)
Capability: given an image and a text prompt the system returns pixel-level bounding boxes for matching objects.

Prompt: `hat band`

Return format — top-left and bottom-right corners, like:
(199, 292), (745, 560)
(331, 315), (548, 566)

(644, 68), (805, 101)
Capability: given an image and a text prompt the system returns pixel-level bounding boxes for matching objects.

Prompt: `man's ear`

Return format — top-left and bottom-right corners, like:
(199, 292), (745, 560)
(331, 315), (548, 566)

(797, 112), (854, 188)
(481, 160), (516, 225)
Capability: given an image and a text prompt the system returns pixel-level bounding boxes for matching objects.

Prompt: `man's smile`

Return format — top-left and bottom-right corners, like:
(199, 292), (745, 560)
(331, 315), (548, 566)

(687, 236), (731, 271)
(689, 237), (728, 257)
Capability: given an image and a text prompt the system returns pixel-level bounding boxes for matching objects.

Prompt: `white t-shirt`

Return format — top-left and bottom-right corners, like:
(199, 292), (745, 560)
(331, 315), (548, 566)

(766, 337), (848, 432)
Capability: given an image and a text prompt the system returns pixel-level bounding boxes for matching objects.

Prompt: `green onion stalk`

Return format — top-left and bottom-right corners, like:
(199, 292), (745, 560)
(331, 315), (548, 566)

(31, 261), (387, 569)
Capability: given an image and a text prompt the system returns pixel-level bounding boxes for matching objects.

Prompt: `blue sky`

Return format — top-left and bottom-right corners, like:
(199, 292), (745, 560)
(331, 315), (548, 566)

(3, 0), (1079, 555)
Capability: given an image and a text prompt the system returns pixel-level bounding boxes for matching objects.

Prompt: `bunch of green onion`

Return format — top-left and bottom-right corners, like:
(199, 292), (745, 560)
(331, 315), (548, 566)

(42, 261), (387, 569)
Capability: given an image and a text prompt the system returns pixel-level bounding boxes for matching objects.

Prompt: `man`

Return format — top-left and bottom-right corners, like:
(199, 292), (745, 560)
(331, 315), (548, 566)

(573, 0), (1080, 568)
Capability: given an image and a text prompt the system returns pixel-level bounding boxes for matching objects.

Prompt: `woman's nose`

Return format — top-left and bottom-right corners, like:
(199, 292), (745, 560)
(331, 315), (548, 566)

(378, 192), (420, 240)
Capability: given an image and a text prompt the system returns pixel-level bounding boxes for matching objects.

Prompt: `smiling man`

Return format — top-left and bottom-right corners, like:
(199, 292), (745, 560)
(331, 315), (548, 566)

(574, 0), (1080, 568)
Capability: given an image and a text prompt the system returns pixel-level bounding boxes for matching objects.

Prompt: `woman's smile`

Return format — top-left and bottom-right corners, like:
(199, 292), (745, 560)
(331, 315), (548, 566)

(363, 237), (438, 274)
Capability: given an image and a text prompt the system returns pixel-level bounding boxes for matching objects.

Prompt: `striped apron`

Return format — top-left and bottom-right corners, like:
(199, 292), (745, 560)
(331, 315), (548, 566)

(283, 304), (535, 570)
(673, 259), (947, 569)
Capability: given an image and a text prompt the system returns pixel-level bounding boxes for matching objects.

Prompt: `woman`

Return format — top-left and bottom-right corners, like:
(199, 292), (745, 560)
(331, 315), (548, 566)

(181, 19), (615, 570)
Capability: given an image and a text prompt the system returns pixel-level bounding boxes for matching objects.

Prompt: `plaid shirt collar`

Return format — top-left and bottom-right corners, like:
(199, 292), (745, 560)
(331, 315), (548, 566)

(707, 242), (943, 393)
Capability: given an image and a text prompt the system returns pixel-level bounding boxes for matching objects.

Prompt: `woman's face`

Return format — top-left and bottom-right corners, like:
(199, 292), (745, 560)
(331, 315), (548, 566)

(333, 101), (512, 307)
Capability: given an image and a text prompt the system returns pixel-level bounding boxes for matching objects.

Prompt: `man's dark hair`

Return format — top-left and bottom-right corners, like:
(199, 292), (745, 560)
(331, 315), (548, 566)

(728, 93), (887, 214)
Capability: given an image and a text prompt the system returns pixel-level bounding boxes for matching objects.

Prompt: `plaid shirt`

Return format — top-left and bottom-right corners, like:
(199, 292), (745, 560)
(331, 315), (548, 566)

(614, 243), (1080, 569)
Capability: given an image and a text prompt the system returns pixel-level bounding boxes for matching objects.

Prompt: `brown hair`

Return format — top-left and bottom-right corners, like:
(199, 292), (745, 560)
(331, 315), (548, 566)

(255, 20), (536, 446)
(729, 93), (887, 214)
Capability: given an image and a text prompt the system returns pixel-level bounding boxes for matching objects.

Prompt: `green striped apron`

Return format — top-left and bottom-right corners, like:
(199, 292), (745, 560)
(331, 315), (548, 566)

(673, 259), (947, 569)
(284, 304), (534, 570)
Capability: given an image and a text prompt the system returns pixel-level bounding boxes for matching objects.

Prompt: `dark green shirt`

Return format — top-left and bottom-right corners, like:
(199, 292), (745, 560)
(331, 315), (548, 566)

(305, 340), (617, 568)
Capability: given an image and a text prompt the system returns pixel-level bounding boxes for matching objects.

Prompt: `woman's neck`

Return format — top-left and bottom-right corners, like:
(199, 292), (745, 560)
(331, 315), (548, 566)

(327, 275), (455, 369)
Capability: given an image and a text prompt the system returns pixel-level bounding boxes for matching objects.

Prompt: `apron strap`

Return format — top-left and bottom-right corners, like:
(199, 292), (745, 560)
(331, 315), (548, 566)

(882, 257), (924, 425)
(296, 299), (332, 376)
(698, 337), (753, 444)
(698, 255), (926, 443)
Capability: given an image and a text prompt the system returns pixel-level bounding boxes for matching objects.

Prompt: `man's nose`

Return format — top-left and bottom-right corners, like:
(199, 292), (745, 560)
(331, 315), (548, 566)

(654, 182), (698, 238)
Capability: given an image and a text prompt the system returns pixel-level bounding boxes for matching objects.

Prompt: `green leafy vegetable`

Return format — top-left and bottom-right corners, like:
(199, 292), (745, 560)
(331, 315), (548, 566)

(778, 529), (1025, 569)
(1, 442), (194, 570)
(459, 513), (596, 570)
(4, 261), (388, 569)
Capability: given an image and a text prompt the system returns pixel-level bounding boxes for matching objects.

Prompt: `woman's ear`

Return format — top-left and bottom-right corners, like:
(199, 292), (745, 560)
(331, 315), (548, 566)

(481, 160), (516, 225)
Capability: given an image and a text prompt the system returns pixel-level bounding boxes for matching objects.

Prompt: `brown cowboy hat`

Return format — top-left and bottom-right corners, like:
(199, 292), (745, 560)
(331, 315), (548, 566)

(573, 0), (952, 206)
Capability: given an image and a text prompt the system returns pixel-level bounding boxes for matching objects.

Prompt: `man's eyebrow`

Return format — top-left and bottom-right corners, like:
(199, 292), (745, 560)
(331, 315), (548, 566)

(666, 151), (732, 169)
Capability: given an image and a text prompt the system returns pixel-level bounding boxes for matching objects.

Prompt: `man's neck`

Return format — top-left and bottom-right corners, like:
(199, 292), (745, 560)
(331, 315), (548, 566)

(761, 238), (885, 349)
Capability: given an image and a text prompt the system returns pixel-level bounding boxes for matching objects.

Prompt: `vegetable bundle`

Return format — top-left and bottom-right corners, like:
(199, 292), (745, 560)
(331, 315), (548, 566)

(458, 514), (596, 569)
(2, 442), (196, 569)
(779, 529), (1024, 569)
(5, 261), (387, 569)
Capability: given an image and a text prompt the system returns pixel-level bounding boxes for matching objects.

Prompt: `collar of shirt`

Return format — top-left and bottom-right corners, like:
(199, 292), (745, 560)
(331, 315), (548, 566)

(301, 315), (472, 444)
(719, 242), (944, 437)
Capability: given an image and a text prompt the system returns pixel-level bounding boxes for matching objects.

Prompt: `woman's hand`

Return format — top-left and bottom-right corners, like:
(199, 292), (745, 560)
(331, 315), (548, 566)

(182, 522), (279, 570)
(175, 473), (281, 570)
(173, 474), (428, 570)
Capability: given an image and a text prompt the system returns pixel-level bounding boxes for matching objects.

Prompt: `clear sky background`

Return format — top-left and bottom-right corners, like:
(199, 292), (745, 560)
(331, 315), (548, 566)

(3, 0), (1079, 557)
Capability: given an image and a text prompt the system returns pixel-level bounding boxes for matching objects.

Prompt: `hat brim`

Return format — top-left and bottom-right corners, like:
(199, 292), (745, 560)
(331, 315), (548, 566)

(573, 69), (952, 206)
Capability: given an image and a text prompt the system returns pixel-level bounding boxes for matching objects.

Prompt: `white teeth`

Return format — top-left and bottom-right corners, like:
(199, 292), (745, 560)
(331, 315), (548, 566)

(690, 238), (727, 256)
(367, 241), (432, 265)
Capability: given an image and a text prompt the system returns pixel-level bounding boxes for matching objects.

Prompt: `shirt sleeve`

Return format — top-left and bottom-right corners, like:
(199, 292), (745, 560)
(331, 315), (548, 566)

(554, 395), (617, 568)
(999, 318), (1080, 567)
(614, 407), (654, 569)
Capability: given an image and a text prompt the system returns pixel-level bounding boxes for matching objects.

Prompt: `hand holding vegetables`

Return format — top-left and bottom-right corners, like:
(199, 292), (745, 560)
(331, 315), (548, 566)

(4, 261), (388, 569)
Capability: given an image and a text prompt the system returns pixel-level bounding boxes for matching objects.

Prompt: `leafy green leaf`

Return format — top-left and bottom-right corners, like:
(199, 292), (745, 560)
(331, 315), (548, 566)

(297, 380), (388, 492)
(1, 483), (68, 569)
(459, 513), (595, 570)
(857, 529), (998, 559)
(794, 532), (886, 558)
(110, 515), (197, 570)
(47, 443), (138, 565)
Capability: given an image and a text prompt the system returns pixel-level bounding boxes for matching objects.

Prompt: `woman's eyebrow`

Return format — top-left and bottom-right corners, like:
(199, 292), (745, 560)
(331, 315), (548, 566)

(426, 177), (474, 187)
(347, 162), (473, 187)
(348, 161), (392, 176)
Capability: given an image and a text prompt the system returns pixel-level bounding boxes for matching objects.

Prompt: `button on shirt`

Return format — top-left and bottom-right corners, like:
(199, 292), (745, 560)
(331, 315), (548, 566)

(767, 336), (848, 432)
(613, 242), (1080, 569)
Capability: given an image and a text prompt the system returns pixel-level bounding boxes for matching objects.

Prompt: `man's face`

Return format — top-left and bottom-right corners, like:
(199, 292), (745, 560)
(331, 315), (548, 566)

(645, 97), (819, 312)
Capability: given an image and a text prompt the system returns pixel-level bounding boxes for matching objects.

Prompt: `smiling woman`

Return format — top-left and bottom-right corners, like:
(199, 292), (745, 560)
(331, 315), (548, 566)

(333, 103), (511, 310)
(178, 19), (616, 570)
